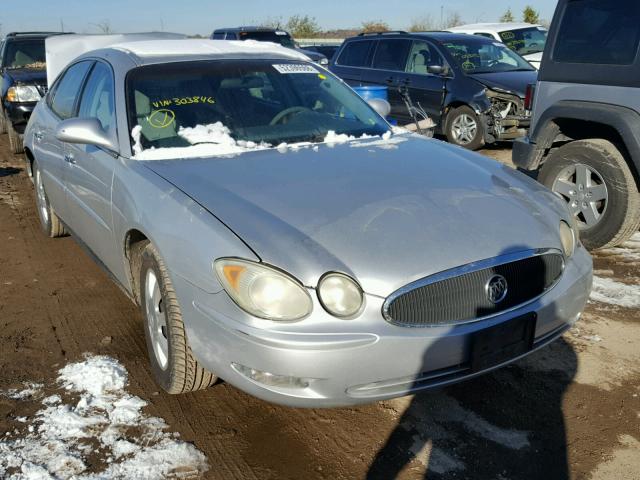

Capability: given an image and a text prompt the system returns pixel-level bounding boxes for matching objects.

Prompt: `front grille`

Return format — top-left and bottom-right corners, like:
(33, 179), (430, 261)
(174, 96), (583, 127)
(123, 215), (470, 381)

(383, 252), (564, 327)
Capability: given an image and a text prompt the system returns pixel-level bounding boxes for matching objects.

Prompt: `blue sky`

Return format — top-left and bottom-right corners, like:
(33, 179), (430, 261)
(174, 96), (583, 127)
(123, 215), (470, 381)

(4, 0), (558, 36)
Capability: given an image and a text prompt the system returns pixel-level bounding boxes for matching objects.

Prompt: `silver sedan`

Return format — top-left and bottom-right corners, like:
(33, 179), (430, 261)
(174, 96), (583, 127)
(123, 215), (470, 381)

(24, 39), (592, 407)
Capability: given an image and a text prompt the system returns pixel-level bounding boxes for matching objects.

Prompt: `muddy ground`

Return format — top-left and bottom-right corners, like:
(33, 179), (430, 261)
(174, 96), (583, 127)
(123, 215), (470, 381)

(0, 137), (638, 479)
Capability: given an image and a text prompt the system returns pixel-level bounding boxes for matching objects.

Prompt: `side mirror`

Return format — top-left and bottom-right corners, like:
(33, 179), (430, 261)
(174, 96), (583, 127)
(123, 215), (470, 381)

(427, 65), (449, 76)
(367, 98), (391, 118)
(55, 118), (118, 152)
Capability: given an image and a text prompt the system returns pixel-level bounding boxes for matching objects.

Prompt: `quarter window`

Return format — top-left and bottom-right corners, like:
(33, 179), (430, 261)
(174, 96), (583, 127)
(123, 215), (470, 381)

(78, 62), (115, 133)
(553, 0), (640, 65)
(337, 40), (374, 67)
(51, 61), (93, 119)
(372, 39), (412, 71)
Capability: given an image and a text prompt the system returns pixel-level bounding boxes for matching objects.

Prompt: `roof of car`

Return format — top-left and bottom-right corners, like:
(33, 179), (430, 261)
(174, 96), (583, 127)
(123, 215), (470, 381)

(448, 23), (542, 32)
(213, 27), (290, 34)
(109, 39), (307, 63)
(346, 31), (494, 44)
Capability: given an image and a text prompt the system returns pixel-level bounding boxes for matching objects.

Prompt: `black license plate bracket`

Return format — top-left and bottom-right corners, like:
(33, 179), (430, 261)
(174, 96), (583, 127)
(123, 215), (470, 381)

(470, 313), (537, 372)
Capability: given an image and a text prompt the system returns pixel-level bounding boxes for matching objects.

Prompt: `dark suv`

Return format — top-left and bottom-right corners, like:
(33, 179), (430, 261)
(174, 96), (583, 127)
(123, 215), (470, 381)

(513, 0), (640, 250)
(0, 32), (64, 153)
(330, 31), (537, 150)
(211, 27), (328, 66)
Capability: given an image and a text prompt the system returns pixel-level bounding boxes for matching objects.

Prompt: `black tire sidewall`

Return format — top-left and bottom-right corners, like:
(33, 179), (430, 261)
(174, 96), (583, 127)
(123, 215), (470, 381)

(139, 247), (176, 391)
(446, 106), (485, 150)
(538, 141), (634, 249)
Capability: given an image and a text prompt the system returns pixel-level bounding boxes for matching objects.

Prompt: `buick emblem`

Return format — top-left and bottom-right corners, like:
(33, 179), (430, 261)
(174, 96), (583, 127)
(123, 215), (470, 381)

(486, 274), (508, 304)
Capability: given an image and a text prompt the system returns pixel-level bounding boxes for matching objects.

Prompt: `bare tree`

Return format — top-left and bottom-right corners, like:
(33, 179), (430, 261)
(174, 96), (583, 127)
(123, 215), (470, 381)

(286, 15), (321, 38)
(92, 20), (113, 34)
(444, 11), (463, 28)
(500, 8), (515, 23)
(261, 16), (285, 30)
(408, 15), (436, 32)
(361, 20), (390, 34)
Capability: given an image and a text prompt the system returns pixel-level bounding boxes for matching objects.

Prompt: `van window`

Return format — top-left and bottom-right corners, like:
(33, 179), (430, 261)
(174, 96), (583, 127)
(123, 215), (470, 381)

(337, 40), (373, 67)
(553, 0), (640, 65)
(405, 41), (444, 75)
(372, 39), (412, 71)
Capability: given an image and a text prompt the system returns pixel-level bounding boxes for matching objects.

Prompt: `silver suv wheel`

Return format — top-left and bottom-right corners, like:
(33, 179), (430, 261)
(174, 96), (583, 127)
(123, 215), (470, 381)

(552, 163), (608, 229)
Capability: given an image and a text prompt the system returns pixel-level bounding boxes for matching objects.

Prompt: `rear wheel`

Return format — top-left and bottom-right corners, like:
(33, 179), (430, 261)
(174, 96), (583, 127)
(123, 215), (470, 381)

(0, 109), (6, 134)
(7, 117), (24, 154)
(445, 105), (485, 150)
(539, 139), (640, 250)
(140, 243), (217, 394)
(33, 161), (67, 238)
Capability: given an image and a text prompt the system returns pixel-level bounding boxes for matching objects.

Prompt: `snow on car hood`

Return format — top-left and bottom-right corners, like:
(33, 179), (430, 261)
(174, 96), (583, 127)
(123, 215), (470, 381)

(143, 135), (568, 297)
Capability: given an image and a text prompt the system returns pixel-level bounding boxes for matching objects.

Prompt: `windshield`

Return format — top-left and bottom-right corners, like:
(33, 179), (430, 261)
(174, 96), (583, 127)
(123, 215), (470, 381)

(239, 31), (296, 49)
(498, 27), (547, 55)
(442, 39), (535, 74)
(126, 60), (389, 155)
(3, 39), (46, 69)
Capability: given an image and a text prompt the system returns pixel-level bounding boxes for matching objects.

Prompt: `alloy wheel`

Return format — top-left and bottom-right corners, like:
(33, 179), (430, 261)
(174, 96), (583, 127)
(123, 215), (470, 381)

(145, 268), (169, 370)
(552, 163), (608, 229)
(450, 114), (478, 145)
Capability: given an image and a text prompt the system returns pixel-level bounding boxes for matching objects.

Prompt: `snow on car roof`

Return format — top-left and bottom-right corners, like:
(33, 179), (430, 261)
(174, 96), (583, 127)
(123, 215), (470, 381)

(111, 39), (309, 61)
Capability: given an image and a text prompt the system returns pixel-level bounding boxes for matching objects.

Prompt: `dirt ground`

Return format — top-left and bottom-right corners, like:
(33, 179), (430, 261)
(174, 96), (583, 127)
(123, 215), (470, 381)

(0, 137), (638, 480)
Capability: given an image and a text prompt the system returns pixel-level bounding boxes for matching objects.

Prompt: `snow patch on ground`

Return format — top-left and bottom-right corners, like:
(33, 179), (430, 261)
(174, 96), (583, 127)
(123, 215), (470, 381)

(0, 355), (208, 479)
(1, 383), (43, 401)
(590, 276), (640, 308)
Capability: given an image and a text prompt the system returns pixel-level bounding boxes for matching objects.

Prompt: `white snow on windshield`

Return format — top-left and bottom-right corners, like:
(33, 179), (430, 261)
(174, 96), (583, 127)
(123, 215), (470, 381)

(131, 123), (397, 160)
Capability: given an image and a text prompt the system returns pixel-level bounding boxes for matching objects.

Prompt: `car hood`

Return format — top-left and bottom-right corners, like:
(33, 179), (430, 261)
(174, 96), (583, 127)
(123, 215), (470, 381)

(468, 70), (538, 98)
(296, 47), (325, 62)
(4, 67), (47, 84)
(143, 135), (567, 297)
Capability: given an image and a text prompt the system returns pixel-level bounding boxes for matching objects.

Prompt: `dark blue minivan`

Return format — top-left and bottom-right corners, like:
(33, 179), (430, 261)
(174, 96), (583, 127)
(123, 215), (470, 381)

(330, 31), (537, 150)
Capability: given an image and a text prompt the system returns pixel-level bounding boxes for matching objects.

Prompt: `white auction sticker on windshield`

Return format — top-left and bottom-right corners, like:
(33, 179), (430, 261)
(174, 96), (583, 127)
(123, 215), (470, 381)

(273, 64), (319, 74)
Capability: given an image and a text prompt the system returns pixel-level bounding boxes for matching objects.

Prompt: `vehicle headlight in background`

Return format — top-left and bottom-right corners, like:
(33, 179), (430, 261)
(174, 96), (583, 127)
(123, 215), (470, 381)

(317, 273), (364, 318)
(6, 85), (41, 103)
(559, 220), (576, 258)
(215, 258), (312, 321)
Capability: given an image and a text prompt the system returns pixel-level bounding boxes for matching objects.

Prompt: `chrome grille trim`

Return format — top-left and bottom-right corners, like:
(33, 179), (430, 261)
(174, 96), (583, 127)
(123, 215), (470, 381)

(382, 249), (565, 327)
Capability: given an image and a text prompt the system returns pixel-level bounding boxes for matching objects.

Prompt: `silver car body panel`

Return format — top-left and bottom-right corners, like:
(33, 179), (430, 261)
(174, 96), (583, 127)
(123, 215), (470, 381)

(24, 40), (593, 407)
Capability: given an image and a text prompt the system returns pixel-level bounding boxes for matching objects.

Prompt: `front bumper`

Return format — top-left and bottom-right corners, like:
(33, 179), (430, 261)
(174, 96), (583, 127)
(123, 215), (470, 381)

(173, 246), (592, 407)
(3, 101), (37, 132)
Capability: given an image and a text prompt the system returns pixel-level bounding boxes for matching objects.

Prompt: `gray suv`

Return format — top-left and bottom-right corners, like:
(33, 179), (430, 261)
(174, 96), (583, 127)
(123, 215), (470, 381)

(513, 0), (640, 250)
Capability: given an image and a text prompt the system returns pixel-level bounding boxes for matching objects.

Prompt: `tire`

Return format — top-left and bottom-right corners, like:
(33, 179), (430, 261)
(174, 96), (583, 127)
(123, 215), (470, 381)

(33, 161), (67, 238)
(139, 243), (217, 394)
(445, 105), (485, 150)
(538, 139), (640, 250)
(7, 118), (24, 154)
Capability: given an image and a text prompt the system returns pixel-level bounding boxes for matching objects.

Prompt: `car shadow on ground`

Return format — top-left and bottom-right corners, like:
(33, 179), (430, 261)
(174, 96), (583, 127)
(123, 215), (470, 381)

(367, 248), (577, 479)
(0, 166), (21, 177)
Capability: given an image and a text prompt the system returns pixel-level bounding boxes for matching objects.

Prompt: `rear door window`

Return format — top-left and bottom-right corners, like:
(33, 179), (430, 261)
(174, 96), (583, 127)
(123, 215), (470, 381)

(553, 0), (640, 65)
(337, 40), (374, 67)
(51, 61), (94, 119)
(372, 39), (412, 71)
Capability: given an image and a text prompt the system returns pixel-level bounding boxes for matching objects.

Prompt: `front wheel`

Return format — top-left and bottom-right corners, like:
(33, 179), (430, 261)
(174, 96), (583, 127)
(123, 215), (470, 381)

(538, 139), (640, 250)
(140, 243), (217, 394)
(7, 118), (24, 154)
(445, 105), (485, 150)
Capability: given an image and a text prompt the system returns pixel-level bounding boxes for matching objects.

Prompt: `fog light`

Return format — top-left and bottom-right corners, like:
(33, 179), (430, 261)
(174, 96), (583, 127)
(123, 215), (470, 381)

(231, 363), (312, 389)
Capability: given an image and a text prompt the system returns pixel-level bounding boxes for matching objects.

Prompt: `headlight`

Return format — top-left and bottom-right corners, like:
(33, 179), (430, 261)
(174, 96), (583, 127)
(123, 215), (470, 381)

(317, 273), (364, 318)
(6, 85), (41, 103)
(215, 258), (312, 321)
(559, 221), (576, 258)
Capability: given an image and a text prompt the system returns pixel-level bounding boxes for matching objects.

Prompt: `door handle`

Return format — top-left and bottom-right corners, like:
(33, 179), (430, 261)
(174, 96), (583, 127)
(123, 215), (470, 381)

(64, 153), (76, 165)
(385, 76), (395, 84)
(34, 131), (43, 141)
(401, 78), (411, 86)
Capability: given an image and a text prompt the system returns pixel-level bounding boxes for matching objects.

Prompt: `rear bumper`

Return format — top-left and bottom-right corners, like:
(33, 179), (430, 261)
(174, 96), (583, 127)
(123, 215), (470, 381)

(173, 246), (592, 408)
(512, 136), (539, 169)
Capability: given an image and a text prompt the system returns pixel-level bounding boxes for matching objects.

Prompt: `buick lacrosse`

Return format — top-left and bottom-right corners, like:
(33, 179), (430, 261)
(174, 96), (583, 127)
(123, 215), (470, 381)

(24, 37), (592, 407)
